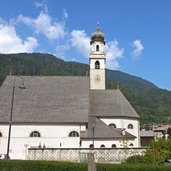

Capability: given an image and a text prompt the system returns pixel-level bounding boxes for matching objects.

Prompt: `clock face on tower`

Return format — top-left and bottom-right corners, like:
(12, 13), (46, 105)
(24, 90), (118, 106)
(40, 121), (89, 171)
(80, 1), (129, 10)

(94, 74), (101, 82)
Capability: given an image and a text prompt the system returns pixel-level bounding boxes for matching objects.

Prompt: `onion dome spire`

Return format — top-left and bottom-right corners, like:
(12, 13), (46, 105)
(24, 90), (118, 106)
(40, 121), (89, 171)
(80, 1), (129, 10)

(90, 22), (105, 45)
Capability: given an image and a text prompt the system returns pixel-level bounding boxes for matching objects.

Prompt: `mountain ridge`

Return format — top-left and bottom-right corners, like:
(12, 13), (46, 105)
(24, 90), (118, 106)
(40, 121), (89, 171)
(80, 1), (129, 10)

(106, 69), (158, 90)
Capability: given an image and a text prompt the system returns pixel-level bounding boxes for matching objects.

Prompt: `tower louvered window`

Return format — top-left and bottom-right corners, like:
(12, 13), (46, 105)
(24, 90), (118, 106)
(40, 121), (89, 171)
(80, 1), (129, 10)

(96, 45), (99, 51)
(95, 61), (100, 69)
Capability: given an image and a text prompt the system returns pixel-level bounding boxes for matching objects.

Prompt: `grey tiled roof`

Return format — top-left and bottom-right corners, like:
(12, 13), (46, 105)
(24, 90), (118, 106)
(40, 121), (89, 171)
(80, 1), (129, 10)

(0, 76), (89, 123)
(0, 76), (139, 124)
(140, 130), (155, 137)
(89, 90), (140, 119)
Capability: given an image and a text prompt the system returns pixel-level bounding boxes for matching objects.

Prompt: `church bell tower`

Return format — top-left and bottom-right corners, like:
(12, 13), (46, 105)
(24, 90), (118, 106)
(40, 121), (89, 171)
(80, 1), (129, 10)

(90, 26), (106, 90)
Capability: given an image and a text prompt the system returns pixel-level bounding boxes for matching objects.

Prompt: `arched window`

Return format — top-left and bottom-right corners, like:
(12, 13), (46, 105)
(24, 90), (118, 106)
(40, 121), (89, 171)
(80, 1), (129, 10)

(0, 132), (2, 137)
(95, 61), (100, 69)
(89, 144), (94, 148)
(130, 143), (134, 147)
(96, 45), (99, 51)
(109, 123), (117, 129)
(30, 131), (41, 137)
(128, 124), (134, 129)
(69, 131), (79, 137)
(100, 144), (105, 148)
(111, 144), (116, 148)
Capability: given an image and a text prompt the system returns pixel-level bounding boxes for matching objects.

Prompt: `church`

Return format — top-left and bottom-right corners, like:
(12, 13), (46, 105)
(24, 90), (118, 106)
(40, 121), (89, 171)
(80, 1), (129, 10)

(0, 27), (140, 159)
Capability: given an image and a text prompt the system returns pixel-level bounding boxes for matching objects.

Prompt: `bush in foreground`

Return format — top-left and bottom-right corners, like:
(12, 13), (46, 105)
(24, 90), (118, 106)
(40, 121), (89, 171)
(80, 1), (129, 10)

(127, 140), (171, 165)
(98, 163), (171, 171)
(0, 160), (87, 171)
(0, 160), (171, 171)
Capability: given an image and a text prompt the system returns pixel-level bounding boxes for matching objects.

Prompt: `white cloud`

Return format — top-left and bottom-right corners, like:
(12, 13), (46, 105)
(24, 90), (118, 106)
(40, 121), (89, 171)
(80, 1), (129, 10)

(70, 30), (90, 58)
(18, 11), (66, 40)
(132, 39), (144, 60)
(71, 57), (76, 61)
(105, 41), (124, 70)
(0, 22), (38, 53)
(63, 9), (68, 19)
(34, 1), (48, 13)
(55, 44), (70, 59)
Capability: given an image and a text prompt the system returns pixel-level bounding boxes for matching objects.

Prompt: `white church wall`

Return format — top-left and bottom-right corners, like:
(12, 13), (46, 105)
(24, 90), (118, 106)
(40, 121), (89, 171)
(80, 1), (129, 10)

(0, 124), (84, 159)
(81, 139), (136, 148)
(0, 121), (140, 160)
(82, 140), (119, 148)
(100, 118), (140, 147)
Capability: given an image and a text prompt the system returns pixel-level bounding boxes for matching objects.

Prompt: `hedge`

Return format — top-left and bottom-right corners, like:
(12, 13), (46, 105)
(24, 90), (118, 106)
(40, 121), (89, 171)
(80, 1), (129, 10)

(0, 160), (87, 171)
(98, 163), (171, 171)
(0, 160), (171, 171)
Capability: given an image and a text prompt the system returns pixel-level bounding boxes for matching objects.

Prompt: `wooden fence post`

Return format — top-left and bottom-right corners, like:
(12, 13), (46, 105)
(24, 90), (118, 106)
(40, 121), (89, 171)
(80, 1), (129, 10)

(87, 152), (96, 171)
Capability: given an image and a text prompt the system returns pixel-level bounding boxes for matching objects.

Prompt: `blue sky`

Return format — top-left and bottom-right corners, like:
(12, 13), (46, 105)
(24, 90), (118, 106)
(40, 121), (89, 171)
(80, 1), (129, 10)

(0, 0), (171, 90)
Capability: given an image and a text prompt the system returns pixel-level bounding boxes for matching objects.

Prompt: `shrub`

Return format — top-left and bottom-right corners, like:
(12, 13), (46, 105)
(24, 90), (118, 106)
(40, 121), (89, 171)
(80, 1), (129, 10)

(143, 148), (170, 165)
(127, 140), (171, 165)
(97, 163), (171, 171)
(150, 139), (171, 154)
(126, 155), (145, 164)
(0, 160), (87, 171)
